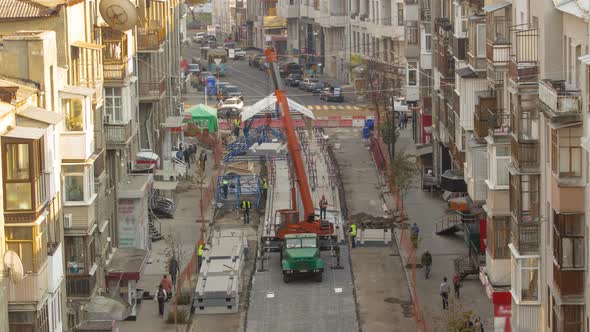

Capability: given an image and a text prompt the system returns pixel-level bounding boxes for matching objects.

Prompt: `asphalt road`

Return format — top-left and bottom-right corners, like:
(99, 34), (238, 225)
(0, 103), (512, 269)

(181, 43), (351, 108)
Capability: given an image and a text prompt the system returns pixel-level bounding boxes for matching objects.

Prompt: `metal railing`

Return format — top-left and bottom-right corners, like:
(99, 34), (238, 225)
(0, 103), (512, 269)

(511, 218), (540, 255)
(139, 76), (166, 99)
(66, 273), (97, 298)
(474, 107), (489, 139)
(538, 79), (582, 114)
(137, 24), (166, 51)
(508, 24), (539, 83)
(103, 59), (127, 81)
(105, 121), (134, 146)
(487, 108), (511, 136)
(511, 137), (539, 169)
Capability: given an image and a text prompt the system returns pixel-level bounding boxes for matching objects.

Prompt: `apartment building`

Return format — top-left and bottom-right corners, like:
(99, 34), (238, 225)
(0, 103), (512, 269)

(0, 30), (66, 332)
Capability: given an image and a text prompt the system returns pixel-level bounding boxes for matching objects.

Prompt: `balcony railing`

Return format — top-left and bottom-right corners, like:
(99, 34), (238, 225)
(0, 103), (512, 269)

(474, 98), (497, 139)
(511, 218), (540, 255)
(488, 108), (511, 136)
(538, 79), (582, 115)
(103, 59), (127, 82)
(139, 77), (166, 101)
(553, 263), (584, 296)
(105, 120), (135, 147)
(508, 25), (539, 84)
(137, 23), (166, 51)
(8, 264), (48, 302)
(511, 137), (539, 169)
(487, 65), (504, 86)
(486, 15), (511, 64)
(66, 273), (97, 298)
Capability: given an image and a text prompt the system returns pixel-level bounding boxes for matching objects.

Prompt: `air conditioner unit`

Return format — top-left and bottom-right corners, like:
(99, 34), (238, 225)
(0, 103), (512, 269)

(64, 213), (73, 229)
(104, 114), (112, 123)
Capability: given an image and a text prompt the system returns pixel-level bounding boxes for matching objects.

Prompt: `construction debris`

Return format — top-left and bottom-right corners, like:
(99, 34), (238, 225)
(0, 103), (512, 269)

(349, 212), (400, 229)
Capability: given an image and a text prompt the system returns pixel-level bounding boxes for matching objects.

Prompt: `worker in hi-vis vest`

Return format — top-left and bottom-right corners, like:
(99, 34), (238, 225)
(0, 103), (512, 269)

(241, 199), (252, 224)
(349, 222), (357, 248)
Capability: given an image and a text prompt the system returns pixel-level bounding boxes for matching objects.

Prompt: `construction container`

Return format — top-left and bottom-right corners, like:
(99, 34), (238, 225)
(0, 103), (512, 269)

(364, 119), (375, 130)
(362, 126), (371, 139)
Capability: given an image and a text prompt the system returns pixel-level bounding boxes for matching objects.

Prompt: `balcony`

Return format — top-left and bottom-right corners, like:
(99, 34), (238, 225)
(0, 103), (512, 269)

(105, 120), (136, 148)
(60, 130), (95, 160)
(551, 177), (584, 214)
(47, 242), (64, 292)
(508, 25), (539, 85)
(511, 218), (540, 255)
(8, 263), (47, 302)
(487, 108), (511, 137)
(139, 77), (166, 102)
(486, 15), (511, 64)
(278, 3), (300, 18)
(553, 263), (584, 296)
(63, 201), (96, 233)
(103, 60), (127, 83)
(66, 273), (97, 298)
(452, 35), (466, 60)
(474, 97), (497, 140)
(511, 137), (539, 170)
(137, 22), (166, 52)
(538, 79), (582, 120)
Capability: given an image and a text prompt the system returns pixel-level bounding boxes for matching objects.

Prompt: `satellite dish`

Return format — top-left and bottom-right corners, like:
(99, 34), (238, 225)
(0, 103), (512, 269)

(99, 0), (138, 31)
(4, 250), (24, 283)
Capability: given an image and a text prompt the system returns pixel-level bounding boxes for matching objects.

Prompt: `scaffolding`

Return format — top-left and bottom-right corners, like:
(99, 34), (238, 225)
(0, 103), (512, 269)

(223, 121), (286, 162)
(215, 174), (262, 209)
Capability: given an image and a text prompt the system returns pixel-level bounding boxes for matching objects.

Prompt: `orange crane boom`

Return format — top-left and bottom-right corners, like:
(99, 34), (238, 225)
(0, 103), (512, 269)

(264, 48), (315, 221)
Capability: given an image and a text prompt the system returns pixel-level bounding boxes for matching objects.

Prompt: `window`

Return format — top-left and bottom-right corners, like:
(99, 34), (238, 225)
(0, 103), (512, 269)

(553, 213), (584, 269)
(512, 256), (540, 302)
(5, 219), (47, 273)
(3, 139), (45, 211)
(407, 21), (419, 45)
(397, 3), (404, 26)
(63, 164), (95, 203)
(488, 145), (510, 187)
(408, 62), (417, 86)
(487, 216), (510, 258)
(62, 99), (84, 131)
(551, 127), (582, 177)
(104, 87), (123, 123)
(425, 33), (432, 52)
(65, 236), (86, 274)
(476, 23), (486, 57)
(510, 174), (540, 222)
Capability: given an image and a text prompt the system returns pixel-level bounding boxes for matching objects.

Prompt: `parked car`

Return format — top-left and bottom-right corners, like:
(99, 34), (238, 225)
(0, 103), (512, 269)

(192, 32), (205, 43)
(220, 85), (243, 100)
(285, 73), (303, 87)
(233, 48), (247, 60)
(187, 64), (200, 75)
(320, 86), (344, 102)
(220, 97), (244, 110)
(393, 97), (412, 119)
(300, 78), (320, 91)
(217, 82), (231, 96)
(310, 82), (325, 95)
(279, 62), (303, 78)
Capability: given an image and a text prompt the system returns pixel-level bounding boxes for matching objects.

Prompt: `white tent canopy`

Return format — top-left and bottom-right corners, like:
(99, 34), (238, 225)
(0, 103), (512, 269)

(240, 94), (316, 121)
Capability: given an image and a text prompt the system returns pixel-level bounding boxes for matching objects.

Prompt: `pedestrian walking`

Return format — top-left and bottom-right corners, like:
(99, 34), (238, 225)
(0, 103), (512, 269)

(261, 178), (268, 200)
(197, 241), (206, 272)
(160, 275), (172, 301)
(349, 222), (357, 248)
(410, 222), (420, 237)
(190, 144), (198, 163)
(199, 150), (208, 172)
(183, 148), (191, 169)
(233, 117), (241, 138)
(421, 250), (432, 279)
(241, 199), (252, 224)
(474, 316), (483, 332)
(398, 113), (406, 129)
(453, 272), (462, 299)
(168, 257), (179, 290)
(222, 178), (229, 198)
(440, 277), (450, 309)
(154, 284), (167, 317)
(319, 195), (328, 220)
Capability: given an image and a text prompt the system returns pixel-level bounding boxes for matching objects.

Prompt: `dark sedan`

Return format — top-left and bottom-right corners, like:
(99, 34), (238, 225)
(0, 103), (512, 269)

(285, 73), (303, 87)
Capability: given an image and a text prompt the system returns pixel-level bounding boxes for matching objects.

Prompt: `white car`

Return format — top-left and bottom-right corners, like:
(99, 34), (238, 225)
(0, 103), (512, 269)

(393, 98), (412, 119)
(220, 97), (244, 110)
(233, 48), (247, 60)
(192, 32), (205, 43)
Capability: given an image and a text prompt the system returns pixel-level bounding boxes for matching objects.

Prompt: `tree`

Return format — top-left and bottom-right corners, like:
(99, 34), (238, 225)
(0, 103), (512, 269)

(389, 151), (418, 212)
(433, 300), (477, 331)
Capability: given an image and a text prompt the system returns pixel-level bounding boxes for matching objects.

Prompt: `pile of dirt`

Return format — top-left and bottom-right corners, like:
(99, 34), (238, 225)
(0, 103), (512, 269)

(350, 212), (400, 229)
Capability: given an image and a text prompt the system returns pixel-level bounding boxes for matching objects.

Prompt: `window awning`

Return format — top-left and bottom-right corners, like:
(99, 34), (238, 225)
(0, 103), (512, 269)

(60, 85), (94, 97)
(106, 248), (148, 281)
(18, 106), (63, 125)
(72, 40), (105, 50)
(482, 1), (511, 13)
(3, 126), (45, 140)
(456, 66), (479, 78)
(578, 54), (590, 65)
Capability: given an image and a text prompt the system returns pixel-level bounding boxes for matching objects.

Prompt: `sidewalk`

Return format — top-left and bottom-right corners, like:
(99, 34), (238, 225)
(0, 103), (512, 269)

(392, 129), (493, 331)
(119, 146), (218, 332)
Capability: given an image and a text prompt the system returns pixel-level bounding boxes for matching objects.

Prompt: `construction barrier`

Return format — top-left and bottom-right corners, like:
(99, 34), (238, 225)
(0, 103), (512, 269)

(218, 115), (375, 130)
(185, 124), (219, 150)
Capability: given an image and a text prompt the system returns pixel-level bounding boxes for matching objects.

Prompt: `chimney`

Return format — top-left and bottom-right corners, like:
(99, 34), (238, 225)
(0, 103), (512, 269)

(0, 86), (18, 103)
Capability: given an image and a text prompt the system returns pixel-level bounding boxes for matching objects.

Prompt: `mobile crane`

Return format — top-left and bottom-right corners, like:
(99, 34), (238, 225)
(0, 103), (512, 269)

(263, 47), (335, 240)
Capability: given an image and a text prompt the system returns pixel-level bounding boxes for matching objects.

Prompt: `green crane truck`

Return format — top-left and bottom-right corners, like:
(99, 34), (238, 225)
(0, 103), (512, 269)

(281, 233), (324, 283)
